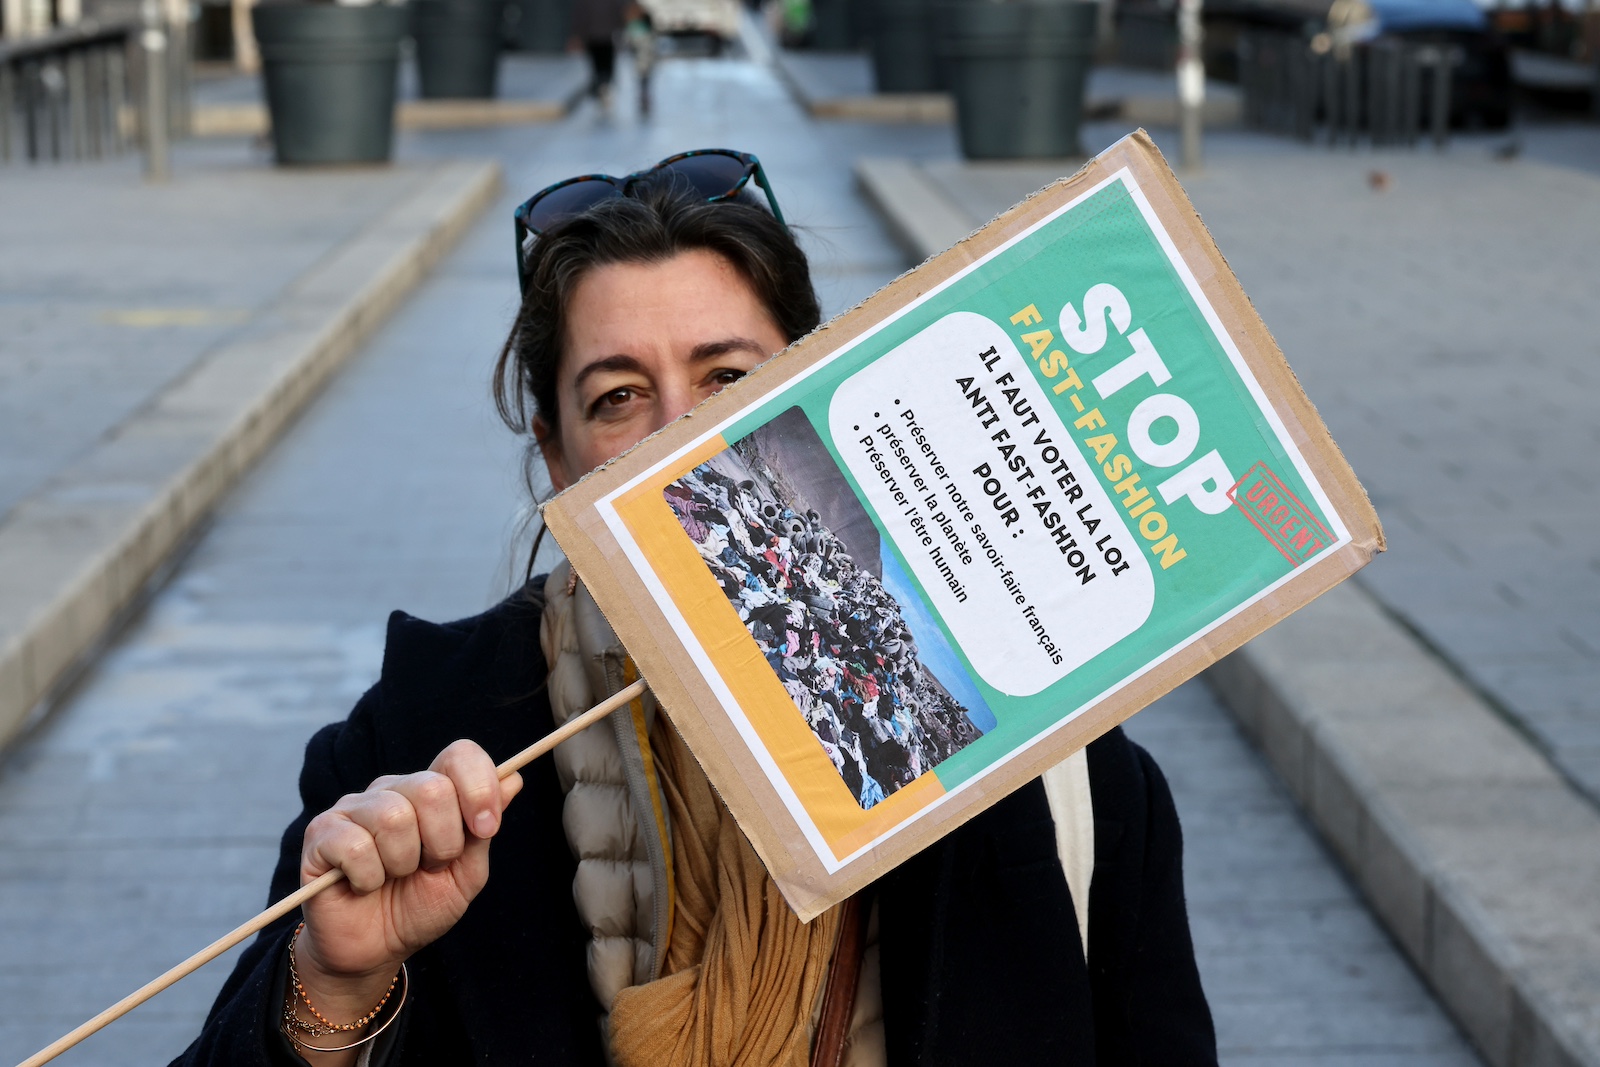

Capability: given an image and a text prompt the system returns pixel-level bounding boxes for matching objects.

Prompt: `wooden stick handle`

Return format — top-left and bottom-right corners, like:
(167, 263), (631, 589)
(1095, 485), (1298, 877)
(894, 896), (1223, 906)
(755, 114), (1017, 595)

(16, 678), (648, 1067)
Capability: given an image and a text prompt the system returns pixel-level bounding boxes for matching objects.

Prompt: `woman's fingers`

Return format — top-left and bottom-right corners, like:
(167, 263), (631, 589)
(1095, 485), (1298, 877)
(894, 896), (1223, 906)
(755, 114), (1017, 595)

(303, 802), (402, 894)
(303, 742), (525, 896)
(384, 772), (466, 870)
(336, 785), (424, 883)
(305, 774), (443, 889)
(430, 740), (506, 839)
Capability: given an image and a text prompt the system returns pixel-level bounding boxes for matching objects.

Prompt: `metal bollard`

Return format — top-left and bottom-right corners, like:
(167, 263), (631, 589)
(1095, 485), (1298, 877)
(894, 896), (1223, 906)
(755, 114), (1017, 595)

(1239, 33), (1257, 129)
(1419, 45), (1453, 149)
(107, 45), (128, 153)
(1176, 0), (1204, 169)
(1401, 43), (1420, 146)
(1342, 49), (1360, 146)
(1367, 42), (1384, 145)
(140, 0), (169, 181)
(1264, 34), (1282, 131)
(84, 46), (104, 158)
(40, 61), (65, 160)
(1370, 40), (1403, 146)
(1291, 41), (1315, 141)
(164, 0), (190, 139)
(21, 62), (39, 160)
(0, 63), (12, 163)
(67, 49), (88, 158)
(1319, 51), (1337, 144)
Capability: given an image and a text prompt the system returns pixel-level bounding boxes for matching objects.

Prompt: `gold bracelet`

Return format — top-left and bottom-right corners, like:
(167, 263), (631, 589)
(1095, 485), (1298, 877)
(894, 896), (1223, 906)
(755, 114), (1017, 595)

(282, 922), (409, 1054)
(283, 988), (407, 1056)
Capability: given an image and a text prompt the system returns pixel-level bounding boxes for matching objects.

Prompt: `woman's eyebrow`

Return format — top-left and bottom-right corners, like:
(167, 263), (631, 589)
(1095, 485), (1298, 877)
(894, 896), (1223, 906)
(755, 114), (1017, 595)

(571, 354), (647, 392)
(689, 337), (771, 362)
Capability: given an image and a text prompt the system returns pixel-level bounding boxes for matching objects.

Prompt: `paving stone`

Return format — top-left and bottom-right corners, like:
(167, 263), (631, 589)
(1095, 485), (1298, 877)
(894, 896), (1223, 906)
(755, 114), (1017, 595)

(1129, 684), (1479, 1065)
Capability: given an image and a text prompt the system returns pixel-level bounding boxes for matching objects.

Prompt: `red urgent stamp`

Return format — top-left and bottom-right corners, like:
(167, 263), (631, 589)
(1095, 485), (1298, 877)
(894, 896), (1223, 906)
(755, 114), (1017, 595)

(1228, 463), (1333, 567)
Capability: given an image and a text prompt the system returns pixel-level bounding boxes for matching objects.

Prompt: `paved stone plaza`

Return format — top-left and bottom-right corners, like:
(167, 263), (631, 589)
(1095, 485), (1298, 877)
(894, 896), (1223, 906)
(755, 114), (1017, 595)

(11, 33), (1596, 1065)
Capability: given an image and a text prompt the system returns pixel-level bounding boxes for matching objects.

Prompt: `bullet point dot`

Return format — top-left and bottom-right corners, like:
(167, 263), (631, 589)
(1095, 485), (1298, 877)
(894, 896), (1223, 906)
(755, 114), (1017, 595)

(852, 425), (859, 431)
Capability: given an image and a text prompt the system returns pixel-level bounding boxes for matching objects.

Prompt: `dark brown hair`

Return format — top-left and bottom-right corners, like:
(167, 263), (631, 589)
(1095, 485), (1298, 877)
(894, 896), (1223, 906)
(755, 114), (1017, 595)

(493, 187), (822, 500)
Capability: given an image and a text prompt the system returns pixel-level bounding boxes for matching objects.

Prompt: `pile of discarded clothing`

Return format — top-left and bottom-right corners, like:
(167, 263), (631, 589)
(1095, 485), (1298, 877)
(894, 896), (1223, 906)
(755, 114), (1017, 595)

(667, 452), (982, 809)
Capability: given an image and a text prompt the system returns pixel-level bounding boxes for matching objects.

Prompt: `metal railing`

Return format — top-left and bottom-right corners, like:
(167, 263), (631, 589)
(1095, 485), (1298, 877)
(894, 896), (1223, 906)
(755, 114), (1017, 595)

(0, 21), (133, 162)
(0, 5), (189, 173)
(1238, 30), (1459, 148)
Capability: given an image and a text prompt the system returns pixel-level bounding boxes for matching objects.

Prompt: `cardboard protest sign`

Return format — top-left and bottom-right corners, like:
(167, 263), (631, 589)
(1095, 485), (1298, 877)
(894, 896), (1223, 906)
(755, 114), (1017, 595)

(544, 130), (1383, 920)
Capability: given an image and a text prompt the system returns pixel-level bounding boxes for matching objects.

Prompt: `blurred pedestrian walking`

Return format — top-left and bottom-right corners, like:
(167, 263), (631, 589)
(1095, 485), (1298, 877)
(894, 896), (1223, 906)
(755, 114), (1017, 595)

(625, 3), (657, 115)
(570, 0), (628, 110)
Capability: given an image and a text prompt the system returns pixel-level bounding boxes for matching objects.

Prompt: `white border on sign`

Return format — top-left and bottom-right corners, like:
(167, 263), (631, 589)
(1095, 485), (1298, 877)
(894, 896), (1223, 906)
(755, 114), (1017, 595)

(591, 154), (1352, 873)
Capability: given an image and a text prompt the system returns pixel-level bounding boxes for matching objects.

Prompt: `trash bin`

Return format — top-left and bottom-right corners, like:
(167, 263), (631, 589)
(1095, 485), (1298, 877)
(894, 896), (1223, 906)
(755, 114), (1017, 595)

(507, 0), (568, 51)
(870, 0), (939, 92)
(850, 0), (874, 50)
(253, 2), (407, 165)
(810, 0), (863, 50)
(936, 0), (1097, 158)
(413, 0), (506, 98)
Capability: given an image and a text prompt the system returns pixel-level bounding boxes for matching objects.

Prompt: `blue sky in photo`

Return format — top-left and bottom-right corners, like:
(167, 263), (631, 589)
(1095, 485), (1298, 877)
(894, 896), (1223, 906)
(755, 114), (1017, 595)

(879, 550), (997, 734)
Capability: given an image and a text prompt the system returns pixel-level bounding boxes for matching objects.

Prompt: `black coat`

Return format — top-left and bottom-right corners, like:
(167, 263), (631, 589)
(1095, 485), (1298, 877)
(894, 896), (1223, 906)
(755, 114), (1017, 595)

(170, 589), (1217, 1066)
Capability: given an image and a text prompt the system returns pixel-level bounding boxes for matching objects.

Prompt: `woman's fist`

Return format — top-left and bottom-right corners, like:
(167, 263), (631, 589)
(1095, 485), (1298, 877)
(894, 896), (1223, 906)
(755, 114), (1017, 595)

(292, 740), (522, 1016)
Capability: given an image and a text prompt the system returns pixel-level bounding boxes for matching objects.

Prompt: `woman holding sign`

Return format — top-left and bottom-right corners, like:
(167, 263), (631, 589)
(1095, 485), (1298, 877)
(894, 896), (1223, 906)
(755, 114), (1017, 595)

(171, 150), (1218, 1067)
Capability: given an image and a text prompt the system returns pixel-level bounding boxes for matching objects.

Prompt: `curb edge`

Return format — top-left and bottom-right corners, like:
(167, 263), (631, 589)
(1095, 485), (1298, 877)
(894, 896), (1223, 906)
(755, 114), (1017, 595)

(0, 160), (504, 752)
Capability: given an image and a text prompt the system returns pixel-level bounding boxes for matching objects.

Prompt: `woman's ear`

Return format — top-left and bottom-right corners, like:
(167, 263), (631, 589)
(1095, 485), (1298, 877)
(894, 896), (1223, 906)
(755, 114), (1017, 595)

(534, 417), (570, 494)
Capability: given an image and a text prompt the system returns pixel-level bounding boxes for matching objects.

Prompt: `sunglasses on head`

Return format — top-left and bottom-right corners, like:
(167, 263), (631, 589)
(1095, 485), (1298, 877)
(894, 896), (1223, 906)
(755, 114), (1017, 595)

(512, 148), (785, 295)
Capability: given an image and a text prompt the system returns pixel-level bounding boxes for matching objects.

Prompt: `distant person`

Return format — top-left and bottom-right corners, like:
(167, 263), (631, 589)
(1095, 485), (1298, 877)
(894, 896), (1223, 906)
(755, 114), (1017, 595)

(169, 151), (1219, 1067)
(1324, 0), (1375, 59)
(570, 0), (627, 110)
(624, 3), (656, 116)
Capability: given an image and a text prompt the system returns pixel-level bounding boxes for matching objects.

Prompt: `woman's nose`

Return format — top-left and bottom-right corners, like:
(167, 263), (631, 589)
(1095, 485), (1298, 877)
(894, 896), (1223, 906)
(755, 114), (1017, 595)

(655, 380), (698, 430)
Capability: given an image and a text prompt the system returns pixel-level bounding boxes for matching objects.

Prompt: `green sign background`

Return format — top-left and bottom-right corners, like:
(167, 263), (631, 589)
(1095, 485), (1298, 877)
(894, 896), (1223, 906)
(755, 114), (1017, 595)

(723, 176), (1342, 791)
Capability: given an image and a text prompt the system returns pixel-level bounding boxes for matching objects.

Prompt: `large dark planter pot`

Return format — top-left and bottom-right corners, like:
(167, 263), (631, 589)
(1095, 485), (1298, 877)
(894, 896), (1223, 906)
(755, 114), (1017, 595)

(870, 0), (939, 92)
(936, 0), (1097, 159)
(253, 3), (406, 165)
(850, 0), (874, 49)
(506, 0), (567, 51)
(810, 0), (862, 50)
(413, 0), (506, 98)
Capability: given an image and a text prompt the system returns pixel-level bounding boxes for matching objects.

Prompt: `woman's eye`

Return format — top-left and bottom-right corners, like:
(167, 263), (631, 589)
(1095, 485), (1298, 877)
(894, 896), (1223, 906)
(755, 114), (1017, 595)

(590, 387), (637, 418)
(709, 368), (747, 390)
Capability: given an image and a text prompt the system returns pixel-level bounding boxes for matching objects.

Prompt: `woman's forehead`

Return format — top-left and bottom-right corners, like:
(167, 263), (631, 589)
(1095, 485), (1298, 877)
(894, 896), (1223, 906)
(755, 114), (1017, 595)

(560, 251), (781, 378)
(569, 248), (750, 314)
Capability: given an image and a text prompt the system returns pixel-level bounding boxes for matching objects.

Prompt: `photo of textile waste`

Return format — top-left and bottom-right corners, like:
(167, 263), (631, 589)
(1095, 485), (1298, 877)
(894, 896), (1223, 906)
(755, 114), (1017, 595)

(664, 411), (985, 810)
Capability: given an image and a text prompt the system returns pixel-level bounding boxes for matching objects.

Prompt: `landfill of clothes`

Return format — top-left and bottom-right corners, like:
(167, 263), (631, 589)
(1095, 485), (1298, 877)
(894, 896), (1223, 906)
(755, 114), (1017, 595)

(667, 453), (982, 809)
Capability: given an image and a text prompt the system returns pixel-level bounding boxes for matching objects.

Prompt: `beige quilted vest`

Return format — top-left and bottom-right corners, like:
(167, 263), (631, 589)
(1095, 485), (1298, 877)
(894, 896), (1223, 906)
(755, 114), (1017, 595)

(541, 562), (675, 1013)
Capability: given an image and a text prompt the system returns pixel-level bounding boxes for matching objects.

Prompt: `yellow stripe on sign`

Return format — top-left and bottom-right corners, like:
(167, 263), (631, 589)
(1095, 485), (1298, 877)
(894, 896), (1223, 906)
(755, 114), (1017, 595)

(614, 436), (946, 863)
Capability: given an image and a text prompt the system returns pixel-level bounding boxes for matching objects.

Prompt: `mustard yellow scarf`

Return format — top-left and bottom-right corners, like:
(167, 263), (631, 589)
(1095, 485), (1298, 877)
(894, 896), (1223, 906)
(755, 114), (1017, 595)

(608, 724), (842, 1067)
